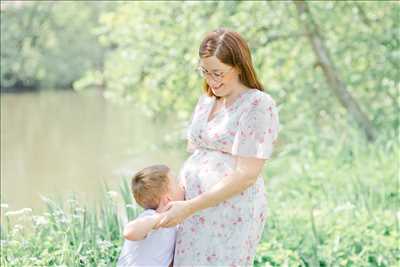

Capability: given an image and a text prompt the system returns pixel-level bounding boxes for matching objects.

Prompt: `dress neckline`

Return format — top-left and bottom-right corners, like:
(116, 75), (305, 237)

(206, 89), (254, 123)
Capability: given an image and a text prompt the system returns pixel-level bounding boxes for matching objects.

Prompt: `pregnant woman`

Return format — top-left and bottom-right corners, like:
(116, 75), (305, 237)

(155, 28), (280, 266)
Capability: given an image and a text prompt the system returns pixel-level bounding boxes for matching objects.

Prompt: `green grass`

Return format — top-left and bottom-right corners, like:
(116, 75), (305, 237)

(1, 130), (399, 266)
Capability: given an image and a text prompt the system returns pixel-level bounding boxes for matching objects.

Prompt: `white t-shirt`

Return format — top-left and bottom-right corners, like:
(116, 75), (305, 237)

(117, 209), (177, 267)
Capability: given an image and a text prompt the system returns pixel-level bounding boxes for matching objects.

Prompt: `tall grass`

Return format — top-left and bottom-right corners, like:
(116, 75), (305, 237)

(1, 129), (399, 266)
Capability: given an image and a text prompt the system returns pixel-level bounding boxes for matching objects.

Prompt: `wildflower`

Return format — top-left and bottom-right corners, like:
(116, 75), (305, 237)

(5, 208), (32, 217)
(33, 215), (49, 226)
(11, 224), (24, 235)
(97, 239), (113, 255)
(0, 203), (8, 209)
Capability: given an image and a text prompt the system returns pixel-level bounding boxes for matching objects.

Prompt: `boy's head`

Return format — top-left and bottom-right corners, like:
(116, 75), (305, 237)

(131, 164), (184, 210)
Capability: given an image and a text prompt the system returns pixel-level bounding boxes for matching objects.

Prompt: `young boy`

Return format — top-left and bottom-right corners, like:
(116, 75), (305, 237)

(117, 164), (185, 267)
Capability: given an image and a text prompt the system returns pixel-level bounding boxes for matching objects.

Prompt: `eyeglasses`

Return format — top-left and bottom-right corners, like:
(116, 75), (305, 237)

(196, 65), (233, 82)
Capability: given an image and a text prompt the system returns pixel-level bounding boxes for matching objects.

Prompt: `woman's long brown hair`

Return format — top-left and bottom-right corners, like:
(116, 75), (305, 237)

(198, 28), (264, 98)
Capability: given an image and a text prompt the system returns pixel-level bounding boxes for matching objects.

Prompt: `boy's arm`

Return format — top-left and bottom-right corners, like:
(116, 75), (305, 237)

(123, 213), (163, 241)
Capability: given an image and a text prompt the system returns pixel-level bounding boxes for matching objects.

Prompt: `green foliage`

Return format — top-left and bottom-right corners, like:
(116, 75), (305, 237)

(1, 132), (398, 266)
(72, 1), (399, 134)
(1, 2), (399, 266)
(0, 1), (108, 90)
(254, 127), (399, 267)
(0, 188), (143, 266)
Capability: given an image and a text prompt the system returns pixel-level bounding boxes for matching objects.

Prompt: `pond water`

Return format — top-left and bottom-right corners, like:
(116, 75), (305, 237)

(1, 90), (187, 212)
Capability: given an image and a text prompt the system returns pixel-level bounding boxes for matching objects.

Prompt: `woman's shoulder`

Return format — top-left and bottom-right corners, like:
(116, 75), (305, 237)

(247, 89), (277, 107)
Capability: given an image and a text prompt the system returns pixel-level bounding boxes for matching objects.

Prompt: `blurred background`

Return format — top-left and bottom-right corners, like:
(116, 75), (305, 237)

(0, 1), (399, 266)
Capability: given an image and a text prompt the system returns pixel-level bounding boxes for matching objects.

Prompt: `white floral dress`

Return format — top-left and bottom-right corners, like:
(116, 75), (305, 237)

(174, 89), (280, 267)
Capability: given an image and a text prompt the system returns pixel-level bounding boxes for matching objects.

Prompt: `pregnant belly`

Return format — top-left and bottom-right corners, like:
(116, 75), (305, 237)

(178, 148), (236, 197)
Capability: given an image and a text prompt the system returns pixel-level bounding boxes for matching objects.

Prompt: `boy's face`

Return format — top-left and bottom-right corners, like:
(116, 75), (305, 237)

(167, 170), (185, 201)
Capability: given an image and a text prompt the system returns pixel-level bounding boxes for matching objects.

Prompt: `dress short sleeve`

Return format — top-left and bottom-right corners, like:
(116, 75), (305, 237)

(231, 94), (280, 160)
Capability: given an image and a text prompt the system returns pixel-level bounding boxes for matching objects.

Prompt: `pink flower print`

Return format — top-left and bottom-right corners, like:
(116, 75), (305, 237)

(237, 217), (242, 223)
(214, 133), (219, 138)
(229, 130), (235, 136)
(251, 98), (260, 106)
(207, 253), (217, 263)
(191, 227), (196, 233)
(268, 128), (272, 134)
(199, 216), (205, 224)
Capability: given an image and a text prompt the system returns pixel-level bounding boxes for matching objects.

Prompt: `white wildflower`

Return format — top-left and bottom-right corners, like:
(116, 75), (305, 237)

(33, 215), (49, 226)
(11, 224), (24, 235)
(97, 239), (113, 253)
(5, 208), (32, 217)
(0, 203), (8, 209)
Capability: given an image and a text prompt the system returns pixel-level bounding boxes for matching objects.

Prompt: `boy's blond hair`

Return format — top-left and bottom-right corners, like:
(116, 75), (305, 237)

(131, 164), (170, 209)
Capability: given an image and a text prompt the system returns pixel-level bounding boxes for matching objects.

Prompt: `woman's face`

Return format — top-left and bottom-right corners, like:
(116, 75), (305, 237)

(199, 56), (241, 97)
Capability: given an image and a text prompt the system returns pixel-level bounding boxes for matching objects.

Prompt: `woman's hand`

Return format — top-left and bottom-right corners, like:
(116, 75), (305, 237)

(154, 200), (193, 229)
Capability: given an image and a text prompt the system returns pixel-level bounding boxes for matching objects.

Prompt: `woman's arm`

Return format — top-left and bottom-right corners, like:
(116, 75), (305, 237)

(123, 213), (163, 241)
(188, 156), (265, 213)
(155, 156), (265, 228)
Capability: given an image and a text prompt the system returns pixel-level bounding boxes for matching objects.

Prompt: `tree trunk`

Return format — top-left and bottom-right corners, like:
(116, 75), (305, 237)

(294, 0), (377, 142)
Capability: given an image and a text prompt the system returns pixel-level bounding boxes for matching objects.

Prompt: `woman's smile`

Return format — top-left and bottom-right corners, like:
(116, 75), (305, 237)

(211, 83), (224, 91)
